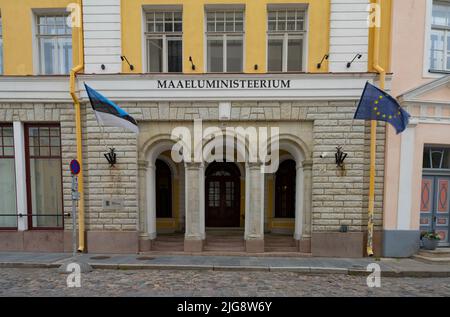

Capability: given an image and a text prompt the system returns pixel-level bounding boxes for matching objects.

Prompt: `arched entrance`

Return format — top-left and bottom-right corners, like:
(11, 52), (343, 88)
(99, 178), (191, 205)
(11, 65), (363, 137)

(205, 162), (241, 227)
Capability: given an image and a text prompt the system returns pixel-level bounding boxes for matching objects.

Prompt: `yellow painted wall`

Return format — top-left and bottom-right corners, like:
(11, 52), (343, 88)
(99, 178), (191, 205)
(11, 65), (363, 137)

(121, 0), (330, 74)
(0, 0), (79, 75)
(368, 0), (392, 73)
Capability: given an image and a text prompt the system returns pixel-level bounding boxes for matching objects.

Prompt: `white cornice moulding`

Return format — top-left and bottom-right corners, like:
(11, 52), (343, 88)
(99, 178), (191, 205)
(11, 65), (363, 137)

(0, 73), (390, 103)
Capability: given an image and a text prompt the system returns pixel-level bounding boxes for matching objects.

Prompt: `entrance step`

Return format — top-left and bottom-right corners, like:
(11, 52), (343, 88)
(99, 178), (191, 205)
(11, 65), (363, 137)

(265, 234), (298, 252)
(205, 232), (245, 252)
(413, 248), (450, 264)
(152, 235), (184, 252)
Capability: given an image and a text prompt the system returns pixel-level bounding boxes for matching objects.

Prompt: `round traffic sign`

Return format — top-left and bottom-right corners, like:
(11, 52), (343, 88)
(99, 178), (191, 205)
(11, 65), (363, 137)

(70, 159), (81, 175)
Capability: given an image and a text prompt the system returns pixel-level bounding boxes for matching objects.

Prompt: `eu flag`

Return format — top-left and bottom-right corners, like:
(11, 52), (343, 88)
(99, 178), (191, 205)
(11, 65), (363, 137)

(354, 82), (410, 134)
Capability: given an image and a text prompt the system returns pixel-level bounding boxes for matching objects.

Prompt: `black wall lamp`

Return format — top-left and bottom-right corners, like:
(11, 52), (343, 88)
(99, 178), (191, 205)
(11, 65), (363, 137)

(104, 147), (117, 167)
(347, 53), (362, 68)
(335, 146), (348, 168)
(189, 56), (196, 70)
(121, 56), (134, 71)
(317, 54), (329, 69)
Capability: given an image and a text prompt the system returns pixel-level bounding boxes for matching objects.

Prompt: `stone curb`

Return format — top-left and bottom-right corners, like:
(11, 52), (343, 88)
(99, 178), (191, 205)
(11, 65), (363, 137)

(1, 262), (450, 277)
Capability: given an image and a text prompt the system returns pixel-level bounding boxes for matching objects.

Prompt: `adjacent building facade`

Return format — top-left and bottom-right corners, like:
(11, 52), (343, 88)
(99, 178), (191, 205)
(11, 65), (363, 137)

(0, 0), (395, 257)
(383, 0), (450, 257)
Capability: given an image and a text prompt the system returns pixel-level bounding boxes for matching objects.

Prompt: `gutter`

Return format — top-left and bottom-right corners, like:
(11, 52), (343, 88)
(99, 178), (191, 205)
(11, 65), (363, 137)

(367, 0), (386, 256)
(69, 0), (86, 252)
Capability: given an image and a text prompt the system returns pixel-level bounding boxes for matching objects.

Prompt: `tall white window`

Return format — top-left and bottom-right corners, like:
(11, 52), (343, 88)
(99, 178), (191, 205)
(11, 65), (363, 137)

(145, 11), (183, 73)
(430, 2), (450, 72)
(206, 10), (244, 72)
(0, 16), (3, 74)
(267, 9), (306, 72)
(36, 14), (72, 75)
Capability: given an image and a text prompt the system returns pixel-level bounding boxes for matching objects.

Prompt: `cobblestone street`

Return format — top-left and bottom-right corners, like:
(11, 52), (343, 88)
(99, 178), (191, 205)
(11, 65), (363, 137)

(1, 268), (450, 297)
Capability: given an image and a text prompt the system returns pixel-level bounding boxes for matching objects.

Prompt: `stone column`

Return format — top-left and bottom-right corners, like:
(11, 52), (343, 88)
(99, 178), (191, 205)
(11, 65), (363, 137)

(245, 162), (265, 252)
(184, 162), (204, 252)
(299, 160), (313, 253)
(146, 162), (157, 240)
(294, 164), (304, 241)
(138, 160), (151, 251)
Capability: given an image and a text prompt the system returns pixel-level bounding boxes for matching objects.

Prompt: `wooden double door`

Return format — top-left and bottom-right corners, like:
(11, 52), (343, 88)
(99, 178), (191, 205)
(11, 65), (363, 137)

(205, 163), (241, 227)
(420, 175), (450, 246)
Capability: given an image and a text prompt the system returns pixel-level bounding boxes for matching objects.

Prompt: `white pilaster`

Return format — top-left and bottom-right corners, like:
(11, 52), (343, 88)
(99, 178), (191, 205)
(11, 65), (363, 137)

(146, 163), (156, 239)
(83, 0), (122, 74)
(329, 0), (370, 72)
(397, 119), (419, 230)
(13, 122), (27, 231)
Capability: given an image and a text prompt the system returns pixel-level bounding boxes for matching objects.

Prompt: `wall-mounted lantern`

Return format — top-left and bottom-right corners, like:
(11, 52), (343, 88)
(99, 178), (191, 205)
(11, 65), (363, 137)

(335, 146), (348, 168)
(104, 147), (117, 167)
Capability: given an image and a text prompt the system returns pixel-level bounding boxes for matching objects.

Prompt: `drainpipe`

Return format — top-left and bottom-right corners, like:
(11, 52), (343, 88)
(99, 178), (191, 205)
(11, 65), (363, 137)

(69, 0), (86, 252)
(367, 0), (386, 256)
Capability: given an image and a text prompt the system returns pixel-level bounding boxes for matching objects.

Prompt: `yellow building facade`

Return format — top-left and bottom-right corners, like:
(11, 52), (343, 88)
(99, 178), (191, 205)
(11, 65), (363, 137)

(0, 0), (394, 257)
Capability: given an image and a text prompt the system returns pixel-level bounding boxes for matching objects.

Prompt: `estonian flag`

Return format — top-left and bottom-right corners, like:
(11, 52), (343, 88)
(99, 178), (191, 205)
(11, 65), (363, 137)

(354, 82), (411, 134)
(84, 83), (139, 133)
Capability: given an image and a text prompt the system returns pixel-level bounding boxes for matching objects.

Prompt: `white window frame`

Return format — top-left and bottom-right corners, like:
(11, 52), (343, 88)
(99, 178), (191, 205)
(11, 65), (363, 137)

(425, 0), (450, 76)
(144, 10), (183, 73)
(266, 8), (307, 73)
(34, 11), (72, 75)
(205, 9), (245, 73)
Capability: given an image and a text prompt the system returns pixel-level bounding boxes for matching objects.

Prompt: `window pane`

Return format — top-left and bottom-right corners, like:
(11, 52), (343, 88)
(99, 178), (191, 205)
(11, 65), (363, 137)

(167, 39), (182, 72)
(432, 4), (448, 26)
(268, 38), (283, 72)
(287, 38), (303, 71)
(30, 159), (63, 228)
(148, 38), (163, 72)
(207, 39), (223, 72)
(226, 38), (243, 72)
(0, 159), (17, 228)
(58, 37), (72, 74)
(40, 38), (56, 74)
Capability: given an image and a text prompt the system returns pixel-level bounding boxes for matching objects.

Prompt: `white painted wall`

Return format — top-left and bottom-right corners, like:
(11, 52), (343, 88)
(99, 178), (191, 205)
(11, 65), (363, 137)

(83, 0), (122, 74)
(329, 0), (370, 73)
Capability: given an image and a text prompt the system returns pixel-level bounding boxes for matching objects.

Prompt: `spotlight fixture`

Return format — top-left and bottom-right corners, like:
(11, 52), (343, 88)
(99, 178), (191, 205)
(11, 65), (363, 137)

(346, 53), (362, 68)
(189, 56), (196, 70)
(254, 64), (258, 70)
(120, 56), (134, 71)
(317, 54), (329, 69)
(101, 64), (106, 70)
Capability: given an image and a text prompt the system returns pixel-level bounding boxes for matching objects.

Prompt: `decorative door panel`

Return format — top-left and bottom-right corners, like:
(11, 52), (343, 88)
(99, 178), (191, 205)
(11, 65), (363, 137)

(420, 177), (434, 233)
(435, 177), (449, 244)
(421, 176), (450, 245)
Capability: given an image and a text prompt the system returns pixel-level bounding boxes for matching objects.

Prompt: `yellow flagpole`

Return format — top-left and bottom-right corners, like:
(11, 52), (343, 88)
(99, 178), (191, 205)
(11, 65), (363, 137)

(368, 0), (385, 256)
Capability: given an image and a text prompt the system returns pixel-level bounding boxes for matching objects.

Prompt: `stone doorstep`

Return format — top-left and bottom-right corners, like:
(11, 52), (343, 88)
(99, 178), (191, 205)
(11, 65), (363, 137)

(412, 254), (450, 264)
(417, 248), (450, 258)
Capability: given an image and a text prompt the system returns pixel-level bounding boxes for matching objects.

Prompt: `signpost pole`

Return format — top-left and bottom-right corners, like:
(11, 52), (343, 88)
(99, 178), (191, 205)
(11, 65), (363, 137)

(71, 175), (78, 258)
(59, 159), (92, 274)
